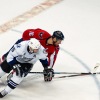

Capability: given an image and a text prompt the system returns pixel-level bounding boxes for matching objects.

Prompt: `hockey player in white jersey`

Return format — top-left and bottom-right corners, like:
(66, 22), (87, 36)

(0, 38), (54, 98)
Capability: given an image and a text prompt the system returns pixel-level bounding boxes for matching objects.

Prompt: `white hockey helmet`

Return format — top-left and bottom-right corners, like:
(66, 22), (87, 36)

(28, 38), (41, 50)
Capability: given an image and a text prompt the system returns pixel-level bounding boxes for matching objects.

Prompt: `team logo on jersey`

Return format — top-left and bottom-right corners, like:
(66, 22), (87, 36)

(29, 31), (34, 37)
(21, 53), (36, 62)
(39, 32), (44, 39)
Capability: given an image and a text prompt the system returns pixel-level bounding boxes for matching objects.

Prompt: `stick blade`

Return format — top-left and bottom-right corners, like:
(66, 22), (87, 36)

(91, 63), (100, 74)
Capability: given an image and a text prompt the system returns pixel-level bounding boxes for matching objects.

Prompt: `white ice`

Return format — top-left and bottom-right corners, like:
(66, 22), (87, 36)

(0, 0), (100, 100)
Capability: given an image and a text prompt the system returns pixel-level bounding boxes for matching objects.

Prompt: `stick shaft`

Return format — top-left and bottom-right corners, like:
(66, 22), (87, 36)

(29, 72), (100, 74)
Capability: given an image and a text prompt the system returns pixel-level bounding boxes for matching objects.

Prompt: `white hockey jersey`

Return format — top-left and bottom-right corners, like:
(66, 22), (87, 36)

(7, 40), (48, 65)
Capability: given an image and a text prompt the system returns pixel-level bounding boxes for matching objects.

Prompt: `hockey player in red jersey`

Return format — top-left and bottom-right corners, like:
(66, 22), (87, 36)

(0, 28), (64, 82)
(22, 28), (64, 67)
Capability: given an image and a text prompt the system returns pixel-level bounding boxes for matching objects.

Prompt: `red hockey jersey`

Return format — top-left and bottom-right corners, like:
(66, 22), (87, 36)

(22, 28), (59, 67)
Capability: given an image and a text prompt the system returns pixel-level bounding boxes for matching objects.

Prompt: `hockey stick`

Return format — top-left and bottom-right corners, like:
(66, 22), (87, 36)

(28, 72), (99, 79)
(55, 63), (100, 78)
(29, 62), (100, 74)
(29, 63), (100, 78)
(29, 63), (100, 74)
(54, 72), (98, 78)
(5, 63), (100, 82)
(29, 71), (100, 75)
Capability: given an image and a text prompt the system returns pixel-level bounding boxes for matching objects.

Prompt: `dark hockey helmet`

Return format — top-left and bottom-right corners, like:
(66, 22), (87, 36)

(52, 31), (64, 40)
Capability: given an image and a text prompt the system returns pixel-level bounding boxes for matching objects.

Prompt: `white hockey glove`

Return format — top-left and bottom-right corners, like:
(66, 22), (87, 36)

(13, 64), (24, 77)
(43, 68), (54, 82)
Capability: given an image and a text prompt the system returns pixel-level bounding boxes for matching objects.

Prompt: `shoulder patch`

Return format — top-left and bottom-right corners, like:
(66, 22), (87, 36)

(39, 32), (44, 39)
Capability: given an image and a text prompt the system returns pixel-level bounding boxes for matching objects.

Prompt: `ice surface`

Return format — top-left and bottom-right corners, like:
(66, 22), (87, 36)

(0, 0), (100, 100)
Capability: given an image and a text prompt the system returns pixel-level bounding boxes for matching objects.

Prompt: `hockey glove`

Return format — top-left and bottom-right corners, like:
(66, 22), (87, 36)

(43, 68), (54, 82)
(13, 64), (24, 77)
